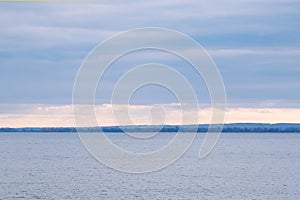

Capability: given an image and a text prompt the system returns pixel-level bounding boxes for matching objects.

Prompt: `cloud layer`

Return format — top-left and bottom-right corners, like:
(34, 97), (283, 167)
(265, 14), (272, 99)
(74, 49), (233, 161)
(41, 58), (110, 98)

(0, 1), (299, 126)
(1, 104), (299, 128)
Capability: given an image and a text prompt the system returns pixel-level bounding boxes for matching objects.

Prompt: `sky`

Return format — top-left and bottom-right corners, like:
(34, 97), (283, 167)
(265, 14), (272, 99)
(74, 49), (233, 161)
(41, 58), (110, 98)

(0, 0), (300, 127)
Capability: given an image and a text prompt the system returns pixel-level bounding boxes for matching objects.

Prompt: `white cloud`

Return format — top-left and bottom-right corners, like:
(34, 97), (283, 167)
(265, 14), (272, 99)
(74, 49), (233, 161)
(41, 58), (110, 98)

(0, 103), (299, 127)
(208, 48), (300, 57)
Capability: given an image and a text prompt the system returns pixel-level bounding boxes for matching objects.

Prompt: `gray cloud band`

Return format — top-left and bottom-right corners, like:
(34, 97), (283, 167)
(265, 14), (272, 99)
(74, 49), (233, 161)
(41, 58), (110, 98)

(72, 27), (226, 173)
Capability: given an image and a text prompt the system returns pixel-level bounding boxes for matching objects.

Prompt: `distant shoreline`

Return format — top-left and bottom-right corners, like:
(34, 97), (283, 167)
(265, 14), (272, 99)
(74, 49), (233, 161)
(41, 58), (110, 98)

(1, 123), (300, 133)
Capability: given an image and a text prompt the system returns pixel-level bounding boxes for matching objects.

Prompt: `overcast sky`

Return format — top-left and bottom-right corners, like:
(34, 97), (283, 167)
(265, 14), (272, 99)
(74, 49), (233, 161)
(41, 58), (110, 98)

(0, 0), (300, 127)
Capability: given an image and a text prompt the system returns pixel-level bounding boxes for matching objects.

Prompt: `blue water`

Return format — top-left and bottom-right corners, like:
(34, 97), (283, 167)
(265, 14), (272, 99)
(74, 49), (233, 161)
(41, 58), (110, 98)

(0, 133), (300, 199)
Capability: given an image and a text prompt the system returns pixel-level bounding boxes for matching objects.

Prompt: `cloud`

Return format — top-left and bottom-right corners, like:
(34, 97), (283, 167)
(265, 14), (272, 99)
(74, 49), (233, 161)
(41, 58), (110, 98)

(0, 0), (300, 110)
(208, 48), (300, 57)
(1, 0), (299, 49)
(0, 103), (299, 127)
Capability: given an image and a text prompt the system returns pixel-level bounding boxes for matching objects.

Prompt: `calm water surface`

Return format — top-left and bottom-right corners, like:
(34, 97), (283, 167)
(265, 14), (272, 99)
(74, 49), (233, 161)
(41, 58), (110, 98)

(0, 133), (300, 199)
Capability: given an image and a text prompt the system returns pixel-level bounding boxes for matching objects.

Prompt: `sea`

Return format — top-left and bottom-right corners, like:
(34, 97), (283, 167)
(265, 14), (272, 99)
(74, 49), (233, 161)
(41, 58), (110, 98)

(0, 132), (299, 199)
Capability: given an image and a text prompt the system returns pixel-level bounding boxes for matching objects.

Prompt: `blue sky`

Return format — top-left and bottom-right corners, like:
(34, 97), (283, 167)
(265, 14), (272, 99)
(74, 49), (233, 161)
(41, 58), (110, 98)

(0, 0), (300, 127)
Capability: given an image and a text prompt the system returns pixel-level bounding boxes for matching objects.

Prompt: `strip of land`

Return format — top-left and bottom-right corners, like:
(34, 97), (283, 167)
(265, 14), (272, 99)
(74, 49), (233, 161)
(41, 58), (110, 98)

(1, 123), (300, 133)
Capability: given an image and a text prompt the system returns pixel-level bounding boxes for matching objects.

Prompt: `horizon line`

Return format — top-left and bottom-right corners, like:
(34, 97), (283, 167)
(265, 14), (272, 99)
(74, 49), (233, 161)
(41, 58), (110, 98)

(1, 122), (300, 129)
